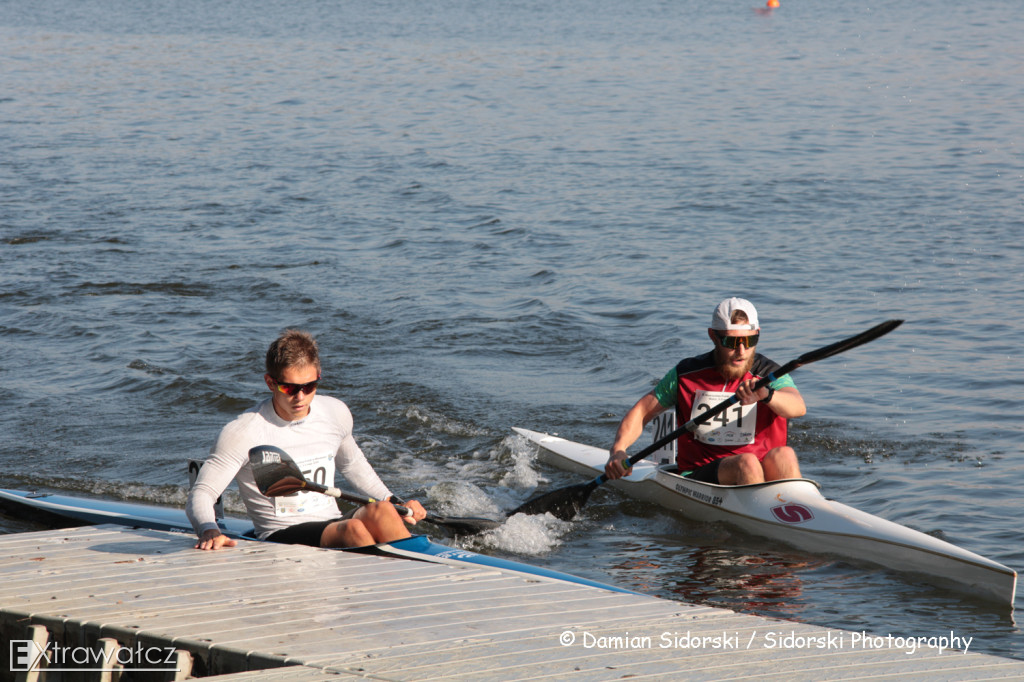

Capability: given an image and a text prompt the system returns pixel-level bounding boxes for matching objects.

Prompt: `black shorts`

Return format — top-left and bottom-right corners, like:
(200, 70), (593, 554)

(684, 459), (722, 484)
(264, 520), (337, 547)
(264, 508), (356, 547)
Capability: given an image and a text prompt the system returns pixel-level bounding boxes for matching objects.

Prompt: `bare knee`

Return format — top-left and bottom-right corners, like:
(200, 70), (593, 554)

(359, 500), (397, 525)
(720, 452), (765, 485)
(353, 500), (411, 544)
(762, 447), (800, 481)
(320, 519), (374, 548)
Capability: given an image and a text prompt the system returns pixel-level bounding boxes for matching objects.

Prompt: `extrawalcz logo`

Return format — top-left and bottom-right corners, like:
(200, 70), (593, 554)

(10, 640), (46, 673)
(10, 640), (180, 673)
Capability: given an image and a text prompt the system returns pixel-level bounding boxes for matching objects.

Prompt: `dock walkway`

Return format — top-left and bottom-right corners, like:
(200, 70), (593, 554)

(1, 525), (1022, 681)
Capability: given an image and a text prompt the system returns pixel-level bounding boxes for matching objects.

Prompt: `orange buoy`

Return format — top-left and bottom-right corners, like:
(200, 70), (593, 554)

(767, 0), (779, 7)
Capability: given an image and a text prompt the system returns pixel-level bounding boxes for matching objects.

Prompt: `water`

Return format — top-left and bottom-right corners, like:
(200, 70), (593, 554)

(2, 0), (1023, 661)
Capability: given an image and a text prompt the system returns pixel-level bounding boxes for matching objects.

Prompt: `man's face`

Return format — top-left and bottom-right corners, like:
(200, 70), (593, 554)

(265, 362), (320, 421)
(710, 329), (758, 381)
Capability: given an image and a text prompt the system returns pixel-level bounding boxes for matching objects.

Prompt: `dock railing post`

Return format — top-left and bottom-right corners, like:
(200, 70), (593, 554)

(14, 623), (49, 682)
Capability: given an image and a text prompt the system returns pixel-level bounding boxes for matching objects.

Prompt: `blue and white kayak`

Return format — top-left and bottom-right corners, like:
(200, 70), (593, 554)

(0, 488), (630, 594)
(513, 427), (1017, 607)
(0, 488), (251, 536)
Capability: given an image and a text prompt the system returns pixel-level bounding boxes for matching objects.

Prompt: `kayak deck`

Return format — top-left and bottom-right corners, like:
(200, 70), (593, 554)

(512, 427), (1017, 607)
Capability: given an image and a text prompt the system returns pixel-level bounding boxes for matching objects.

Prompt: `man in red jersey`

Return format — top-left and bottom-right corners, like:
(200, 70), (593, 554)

(605, 298), (806, 485)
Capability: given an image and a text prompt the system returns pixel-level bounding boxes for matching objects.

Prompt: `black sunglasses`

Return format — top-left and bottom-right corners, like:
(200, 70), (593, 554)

(273, 376), (321, 396)
(715, 332), (759, 349)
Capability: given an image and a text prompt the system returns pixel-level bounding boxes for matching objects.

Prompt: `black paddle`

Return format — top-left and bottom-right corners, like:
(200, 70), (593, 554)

(510, 319), (904, 521)
(248, 445), (503, 535)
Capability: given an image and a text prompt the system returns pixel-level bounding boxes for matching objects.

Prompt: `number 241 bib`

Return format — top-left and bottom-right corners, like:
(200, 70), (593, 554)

(691, 390), (756, 446)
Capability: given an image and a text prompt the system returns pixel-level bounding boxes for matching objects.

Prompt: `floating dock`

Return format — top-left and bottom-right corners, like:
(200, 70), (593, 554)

(1, 525), (1022, 681)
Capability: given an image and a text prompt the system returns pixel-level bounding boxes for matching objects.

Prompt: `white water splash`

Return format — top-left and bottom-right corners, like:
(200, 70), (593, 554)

(474, 511), (573, 556)
(426, 480), (503, 517)
(398, 405), (489, 438)
(499, 433), (545, 490)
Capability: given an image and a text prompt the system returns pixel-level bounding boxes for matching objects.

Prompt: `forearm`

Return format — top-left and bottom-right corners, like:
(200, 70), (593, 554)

(606, 393), (665, 479)
(337, 435), (392, 501)
(611, 412), (645, 457)
(186, 484), (223, 536)
(610, 392), (665, 457)
(764, 387), (806, 419)
(186, 448), (243, 537)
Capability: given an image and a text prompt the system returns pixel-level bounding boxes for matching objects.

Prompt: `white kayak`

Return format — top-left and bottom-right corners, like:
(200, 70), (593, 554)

(512, 427), (1017, 607)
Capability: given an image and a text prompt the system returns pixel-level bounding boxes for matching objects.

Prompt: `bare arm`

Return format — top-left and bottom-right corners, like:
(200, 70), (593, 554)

(332, 402), (426, 524)
(606, 392), (667, 480)
(736, 380), (806, 418)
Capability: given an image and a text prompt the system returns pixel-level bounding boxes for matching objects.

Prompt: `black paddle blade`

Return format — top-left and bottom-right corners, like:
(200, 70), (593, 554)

(796, 319), (903, 367)
(248, 445), (307, 496)
(509, 480), (599, 521)
(426, 514), (504, 534)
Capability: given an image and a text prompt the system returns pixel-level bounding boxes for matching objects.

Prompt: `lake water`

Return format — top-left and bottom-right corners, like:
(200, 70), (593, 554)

(2, 0), (1023, 662)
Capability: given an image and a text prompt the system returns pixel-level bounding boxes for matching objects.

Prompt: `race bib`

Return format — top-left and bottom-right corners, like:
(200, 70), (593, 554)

(691, 390), (756, 446)
(647, 411), (677, 465)
(273, 451), (337, 517)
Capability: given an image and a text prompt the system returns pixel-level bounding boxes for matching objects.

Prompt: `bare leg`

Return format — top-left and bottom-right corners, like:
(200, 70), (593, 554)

(717, 452), (766, 485)
(762, 446), (800, 481)
(319, 519), (375, 548)
(319, 500), (411, 548)
(354, 500), (413, 543)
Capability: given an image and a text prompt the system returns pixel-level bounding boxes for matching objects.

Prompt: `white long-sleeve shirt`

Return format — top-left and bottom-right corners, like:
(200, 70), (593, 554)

(186, 395), (391, 539)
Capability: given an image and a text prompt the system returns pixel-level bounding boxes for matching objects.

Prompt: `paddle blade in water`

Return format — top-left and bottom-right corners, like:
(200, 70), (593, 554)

(426, 514), (504, 534)
(509, 481), (598, 521)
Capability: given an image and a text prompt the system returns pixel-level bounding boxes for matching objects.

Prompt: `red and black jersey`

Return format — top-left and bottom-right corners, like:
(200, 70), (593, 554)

(672, 351), (789, 471)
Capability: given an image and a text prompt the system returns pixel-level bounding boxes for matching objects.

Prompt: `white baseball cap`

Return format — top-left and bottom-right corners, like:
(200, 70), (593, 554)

(710, 297), (759, 331)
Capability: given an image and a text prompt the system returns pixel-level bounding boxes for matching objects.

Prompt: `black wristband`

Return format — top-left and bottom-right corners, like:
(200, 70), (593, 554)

(760, 386), (775, 404)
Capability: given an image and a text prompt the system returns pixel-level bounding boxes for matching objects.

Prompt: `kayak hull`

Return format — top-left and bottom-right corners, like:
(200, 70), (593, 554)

(0, 488), (630, 594)
(512, 427), (1017, 607)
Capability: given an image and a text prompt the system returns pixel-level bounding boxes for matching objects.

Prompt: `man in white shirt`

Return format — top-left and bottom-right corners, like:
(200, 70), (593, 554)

(187, 329), (425, 550)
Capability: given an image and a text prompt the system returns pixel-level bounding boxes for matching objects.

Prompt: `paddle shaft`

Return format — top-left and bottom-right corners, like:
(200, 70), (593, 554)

(249, 444), (503, 533)
(289, 478), (416, 518)
(607, 319), (904, 482)
(280, 477), (508, 531)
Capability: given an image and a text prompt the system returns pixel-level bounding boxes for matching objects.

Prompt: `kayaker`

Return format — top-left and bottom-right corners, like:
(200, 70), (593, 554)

(605, 297), (806, 485)
(187, 329), (426, 551)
